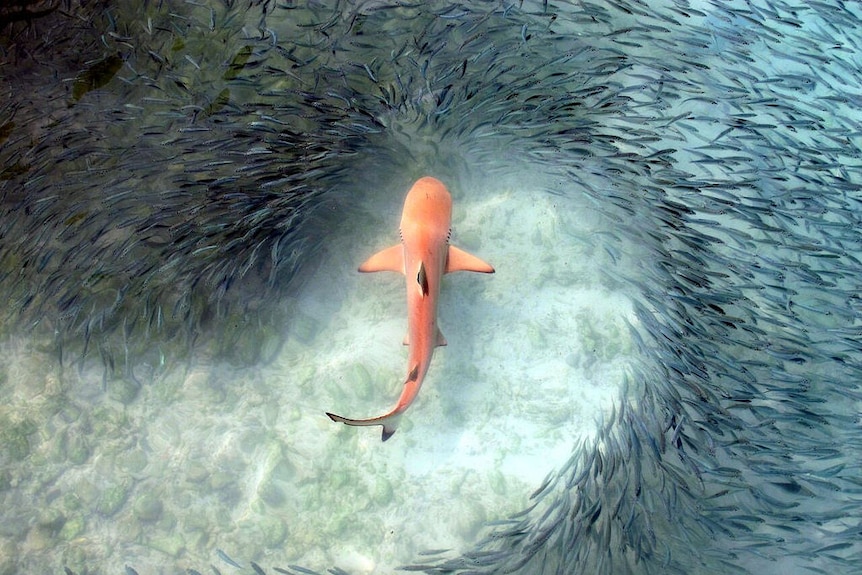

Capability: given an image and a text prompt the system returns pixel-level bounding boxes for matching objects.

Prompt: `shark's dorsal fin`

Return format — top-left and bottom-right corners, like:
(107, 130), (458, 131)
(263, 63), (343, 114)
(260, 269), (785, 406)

(446, 245), (495, 274)
(417, 261), (429, 297)
(358, 245), (404, 274)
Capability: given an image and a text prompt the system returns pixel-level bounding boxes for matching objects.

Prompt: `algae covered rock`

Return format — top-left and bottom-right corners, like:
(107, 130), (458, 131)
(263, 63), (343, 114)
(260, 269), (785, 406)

(133, 492), (163, 523)
(97, 483), (130, 517)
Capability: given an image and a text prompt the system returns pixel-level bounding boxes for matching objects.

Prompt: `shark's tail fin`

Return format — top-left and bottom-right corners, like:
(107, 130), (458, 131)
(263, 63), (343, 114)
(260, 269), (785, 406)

(326, 411), (402, 442)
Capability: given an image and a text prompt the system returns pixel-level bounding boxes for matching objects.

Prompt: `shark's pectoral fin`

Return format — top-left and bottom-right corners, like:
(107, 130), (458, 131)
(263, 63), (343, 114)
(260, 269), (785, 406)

(446, 245), (495, 274)
(359, 245), (404, 273)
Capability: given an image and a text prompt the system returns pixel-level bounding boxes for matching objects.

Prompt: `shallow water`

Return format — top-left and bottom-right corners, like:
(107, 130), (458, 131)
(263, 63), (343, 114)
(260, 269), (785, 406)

(1, 1), (861, 574)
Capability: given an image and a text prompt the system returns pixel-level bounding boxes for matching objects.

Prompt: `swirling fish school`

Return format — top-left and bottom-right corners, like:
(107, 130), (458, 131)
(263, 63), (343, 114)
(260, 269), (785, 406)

(0, 1), (860, 575)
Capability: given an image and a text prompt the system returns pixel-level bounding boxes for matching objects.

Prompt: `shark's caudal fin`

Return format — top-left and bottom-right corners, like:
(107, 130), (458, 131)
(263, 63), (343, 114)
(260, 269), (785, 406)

(326, 366), (422, 442)
(325, 411), (402, 442)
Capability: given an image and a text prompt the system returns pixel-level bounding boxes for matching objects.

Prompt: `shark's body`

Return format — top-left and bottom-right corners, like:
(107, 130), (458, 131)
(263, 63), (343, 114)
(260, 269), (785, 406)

(326, 177), (494, 441)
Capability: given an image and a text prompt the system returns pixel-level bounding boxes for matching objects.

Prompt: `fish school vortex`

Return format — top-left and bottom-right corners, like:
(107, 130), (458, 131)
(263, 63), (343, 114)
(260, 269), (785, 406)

(1, 1), (861, 574)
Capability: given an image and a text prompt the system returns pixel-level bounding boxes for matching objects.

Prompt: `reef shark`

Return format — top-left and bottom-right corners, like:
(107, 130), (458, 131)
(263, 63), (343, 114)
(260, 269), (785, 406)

(326, 176), (494, 441)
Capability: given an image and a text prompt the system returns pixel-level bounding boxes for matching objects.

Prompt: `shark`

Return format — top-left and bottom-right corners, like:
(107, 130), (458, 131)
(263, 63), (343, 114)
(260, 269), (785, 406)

(326, 176), (494, 441)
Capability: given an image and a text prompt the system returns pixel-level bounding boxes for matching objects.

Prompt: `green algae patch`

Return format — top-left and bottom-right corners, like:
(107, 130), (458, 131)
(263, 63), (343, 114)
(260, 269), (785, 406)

(200, 88), (231, 119)
(71, 54), (123, 103)
(259, 516), (288, 548)
(148, 533), (185, 557)
(97, 484), (130, 517)
(0, 417), (37, 461)
(223, 45), (253, 81)
(58, 515), (85, 541)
